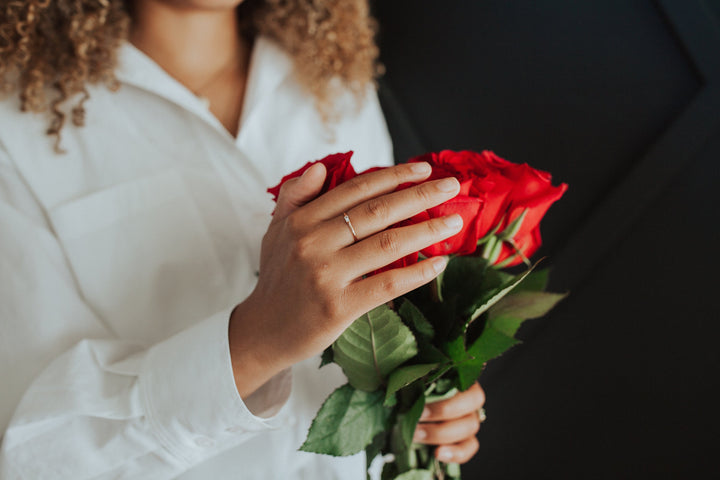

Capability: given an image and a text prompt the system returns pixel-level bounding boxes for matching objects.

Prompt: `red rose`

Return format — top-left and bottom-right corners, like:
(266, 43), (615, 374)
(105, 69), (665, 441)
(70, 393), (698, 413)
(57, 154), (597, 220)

(490, 160), (568, 266)
(267, 151), (357, 202)
(406, 150), (567, 265)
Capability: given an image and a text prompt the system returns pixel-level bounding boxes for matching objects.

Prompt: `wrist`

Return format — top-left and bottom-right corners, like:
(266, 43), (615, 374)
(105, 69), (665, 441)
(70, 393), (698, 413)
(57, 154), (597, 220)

(228, 296), (290, 398)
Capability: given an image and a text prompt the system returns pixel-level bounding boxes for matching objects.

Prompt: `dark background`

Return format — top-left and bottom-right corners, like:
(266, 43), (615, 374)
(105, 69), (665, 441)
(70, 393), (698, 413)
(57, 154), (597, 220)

(373, 1), (720, 478)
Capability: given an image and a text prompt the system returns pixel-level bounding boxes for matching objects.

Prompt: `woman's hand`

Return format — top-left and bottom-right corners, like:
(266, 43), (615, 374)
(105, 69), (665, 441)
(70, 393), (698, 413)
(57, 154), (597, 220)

(414, 382), (486, 464)
(229, 161), (463, 397)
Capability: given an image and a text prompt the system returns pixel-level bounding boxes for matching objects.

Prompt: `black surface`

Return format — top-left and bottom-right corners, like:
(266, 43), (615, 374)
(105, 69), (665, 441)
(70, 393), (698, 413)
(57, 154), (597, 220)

(374, 0), (720, 478)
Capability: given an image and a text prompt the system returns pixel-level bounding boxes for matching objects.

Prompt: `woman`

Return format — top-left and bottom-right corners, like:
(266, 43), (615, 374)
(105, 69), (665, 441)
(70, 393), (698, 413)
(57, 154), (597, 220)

(0, 1), (485, 478)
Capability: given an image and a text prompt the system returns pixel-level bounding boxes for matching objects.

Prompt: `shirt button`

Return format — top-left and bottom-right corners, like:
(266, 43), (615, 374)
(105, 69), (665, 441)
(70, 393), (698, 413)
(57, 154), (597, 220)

(194, 436), (215, 448)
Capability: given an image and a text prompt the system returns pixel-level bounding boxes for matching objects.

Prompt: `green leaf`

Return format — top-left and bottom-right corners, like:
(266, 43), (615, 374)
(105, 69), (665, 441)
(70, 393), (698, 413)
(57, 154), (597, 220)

(514, 268), (550, 292)
(333, 305), (418, 391)
(390, 422), (415, 472)
(441, 335), (466, 362)
(456, 325), (519, 390)
(381, 462), (398, 480)
(300, 384), (390, 456)
(489, 291), (567, 326)
(385, 363), (440, 405)
(400, 394), (425, 448)
(319, 346), (334, 368)
(439, 256), (519, 340)
(381, 462), (399, 480)
(487, 316), (526, 338)
(399, 299), (435, 339)
(365, 431), (387, 474)
(415, 335), (450, 364)
(395, 470), (434, 480)
(468, 262), (539, 323)
(423, 365), (453, 390)
(442, 256), (492, 316)
(468, 324), (519, 365)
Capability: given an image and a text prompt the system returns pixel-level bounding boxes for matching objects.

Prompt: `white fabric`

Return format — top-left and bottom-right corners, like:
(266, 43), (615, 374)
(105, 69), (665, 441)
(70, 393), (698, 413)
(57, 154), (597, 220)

(0, 36), (393, 479)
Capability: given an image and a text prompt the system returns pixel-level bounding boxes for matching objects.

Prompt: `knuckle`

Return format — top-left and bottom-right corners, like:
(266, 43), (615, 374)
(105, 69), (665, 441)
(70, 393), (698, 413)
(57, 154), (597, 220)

(426, 218), (445, 236)
(307, 264), (329, 288)
(312, 283), (341, 318)
(285, 212), (306, 236)
(347, 176), (373, 197)
(290, 234), (315, 261)
(379, 274), (401, 297)
(414, 182), (436, 204)
(318, 297), (342, 320)
(378, 230), (401, 256)
(363, 197), (390, 222)
(391, 165), (407, 184)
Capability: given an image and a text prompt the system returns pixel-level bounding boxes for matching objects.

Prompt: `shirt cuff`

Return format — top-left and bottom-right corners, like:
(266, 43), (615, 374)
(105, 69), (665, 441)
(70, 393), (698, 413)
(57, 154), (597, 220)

(139, 307), (292, 466)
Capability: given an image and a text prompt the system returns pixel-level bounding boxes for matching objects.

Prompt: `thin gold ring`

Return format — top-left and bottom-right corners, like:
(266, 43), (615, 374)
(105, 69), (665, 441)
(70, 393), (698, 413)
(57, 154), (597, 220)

(478, 407), (487, 423)
(342, 212), (359, 243)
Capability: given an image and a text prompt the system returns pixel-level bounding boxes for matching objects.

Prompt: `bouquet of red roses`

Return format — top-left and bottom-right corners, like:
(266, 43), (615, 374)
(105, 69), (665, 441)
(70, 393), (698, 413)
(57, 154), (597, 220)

(268, 150), (567, 480)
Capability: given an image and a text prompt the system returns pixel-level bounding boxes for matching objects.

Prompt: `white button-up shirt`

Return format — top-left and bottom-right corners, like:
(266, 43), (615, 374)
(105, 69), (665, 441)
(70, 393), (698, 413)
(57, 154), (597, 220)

(0, 36), (393, 479)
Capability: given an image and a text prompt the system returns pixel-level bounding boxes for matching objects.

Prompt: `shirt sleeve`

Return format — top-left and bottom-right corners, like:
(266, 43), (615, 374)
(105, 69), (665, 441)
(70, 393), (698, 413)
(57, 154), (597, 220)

(0, 145), (292, 479)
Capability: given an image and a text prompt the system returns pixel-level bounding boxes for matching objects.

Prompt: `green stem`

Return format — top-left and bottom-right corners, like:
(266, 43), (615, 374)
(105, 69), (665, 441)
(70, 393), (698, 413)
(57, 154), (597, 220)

(430, 277), (441, 303)
(434, 457), (445, 480)
(508, 239), (532, 267)
(424, 382), (437, 397)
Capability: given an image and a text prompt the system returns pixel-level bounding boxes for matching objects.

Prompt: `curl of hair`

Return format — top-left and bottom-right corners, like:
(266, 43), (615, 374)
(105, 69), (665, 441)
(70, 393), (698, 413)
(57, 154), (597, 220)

(0, 0), (380, 151)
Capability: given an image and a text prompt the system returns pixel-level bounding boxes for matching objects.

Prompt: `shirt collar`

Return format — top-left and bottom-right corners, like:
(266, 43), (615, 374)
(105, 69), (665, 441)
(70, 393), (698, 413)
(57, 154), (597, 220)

(114, 36), (293, 142)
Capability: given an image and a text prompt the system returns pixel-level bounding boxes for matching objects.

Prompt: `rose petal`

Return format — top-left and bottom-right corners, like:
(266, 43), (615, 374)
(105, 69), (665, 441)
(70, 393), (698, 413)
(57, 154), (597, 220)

(267, 151), (357, 202)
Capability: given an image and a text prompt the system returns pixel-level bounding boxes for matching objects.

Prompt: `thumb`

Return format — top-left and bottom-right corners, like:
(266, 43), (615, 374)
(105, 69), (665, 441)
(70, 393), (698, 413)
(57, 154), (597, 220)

(273, 163), (327, 220)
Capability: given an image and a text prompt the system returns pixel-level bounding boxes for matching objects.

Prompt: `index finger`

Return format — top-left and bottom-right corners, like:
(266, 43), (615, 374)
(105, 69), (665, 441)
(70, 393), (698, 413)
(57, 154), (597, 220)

(302, 162), (433, 221)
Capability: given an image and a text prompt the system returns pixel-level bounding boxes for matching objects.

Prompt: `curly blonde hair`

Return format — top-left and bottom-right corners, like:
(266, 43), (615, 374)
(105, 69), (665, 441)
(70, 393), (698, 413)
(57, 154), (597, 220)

(0, 0), (380, 151)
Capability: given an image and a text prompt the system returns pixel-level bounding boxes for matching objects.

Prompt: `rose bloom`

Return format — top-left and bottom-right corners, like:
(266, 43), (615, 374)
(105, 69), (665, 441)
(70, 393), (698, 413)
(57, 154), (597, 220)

(402, 150), (567, 266)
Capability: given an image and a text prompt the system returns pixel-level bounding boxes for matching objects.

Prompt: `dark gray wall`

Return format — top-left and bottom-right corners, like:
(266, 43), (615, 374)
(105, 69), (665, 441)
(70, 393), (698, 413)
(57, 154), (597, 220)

(374, 1), (720, 478)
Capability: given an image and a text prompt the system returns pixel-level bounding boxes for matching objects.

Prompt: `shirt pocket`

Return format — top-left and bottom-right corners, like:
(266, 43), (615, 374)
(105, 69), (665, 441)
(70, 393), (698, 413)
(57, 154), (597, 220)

(48, 169), (229, 342)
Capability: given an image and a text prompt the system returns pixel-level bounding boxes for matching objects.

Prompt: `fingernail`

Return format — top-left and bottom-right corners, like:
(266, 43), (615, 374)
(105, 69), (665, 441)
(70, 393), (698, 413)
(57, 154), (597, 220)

(437, 177), (459, 192)
(431, 256), (447, 274)
(411, 162), (431, 174)
(300, 163), (318, 179)
(443, 214), (463, 230)
(420, 407), (431, 420)
(301, 164), (314, 176)
(438, 449), (454, 461)
(413, 428), (427, 441)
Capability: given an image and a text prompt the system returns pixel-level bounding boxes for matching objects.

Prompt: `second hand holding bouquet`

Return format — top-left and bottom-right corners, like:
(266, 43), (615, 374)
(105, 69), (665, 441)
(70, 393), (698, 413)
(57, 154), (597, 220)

(268, 150), (567, 480)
